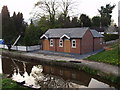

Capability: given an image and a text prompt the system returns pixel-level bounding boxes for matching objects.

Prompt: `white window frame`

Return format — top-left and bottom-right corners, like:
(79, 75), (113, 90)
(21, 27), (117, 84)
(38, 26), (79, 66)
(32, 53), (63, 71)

(59, 39), (63, 47)
(72, 39), (76, 48)
(50, 39), (53, 47)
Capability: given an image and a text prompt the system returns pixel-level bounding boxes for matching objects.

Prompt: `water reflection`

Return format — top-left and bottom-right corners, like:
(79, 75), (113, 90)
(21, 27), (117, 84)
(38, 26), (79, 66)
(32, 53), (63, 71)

(1, 56), (117, 89)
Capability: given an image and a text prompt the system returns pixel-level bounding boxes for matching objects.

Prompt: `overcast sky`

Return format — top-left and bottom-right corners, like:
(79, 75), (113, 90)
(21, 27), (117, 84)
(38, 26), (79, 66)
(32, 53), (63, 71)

(0, 0), (119, 25)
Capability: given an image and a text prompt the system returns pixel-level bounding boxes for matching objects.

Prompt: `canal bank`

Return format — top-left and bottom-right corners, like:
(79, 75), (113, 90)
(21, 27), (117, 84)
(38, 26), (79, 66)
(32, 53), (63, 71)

(1, 50), (120, 85)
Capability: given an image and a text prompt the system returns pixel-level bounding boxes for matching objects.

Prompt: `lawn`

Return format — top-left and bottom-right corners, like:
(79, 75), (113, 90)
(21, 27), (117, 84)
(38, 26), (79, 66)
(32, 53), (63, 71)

(86, 43), (120, 66)
(1, 78), (33, 90)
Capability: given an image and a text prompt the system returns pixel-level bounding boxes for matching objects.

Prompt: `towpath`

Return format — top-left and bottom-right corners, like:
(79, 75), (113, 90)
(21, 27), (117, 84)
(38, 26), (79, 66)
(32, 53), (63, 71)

(23, 50), (120, 77)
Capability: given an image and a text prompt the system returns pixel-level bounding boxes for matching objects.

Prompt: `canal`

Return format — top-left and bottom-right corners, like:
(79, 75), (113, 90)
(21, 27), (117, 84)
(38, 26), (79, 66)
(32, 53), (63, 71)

(0, 55), (119, 89)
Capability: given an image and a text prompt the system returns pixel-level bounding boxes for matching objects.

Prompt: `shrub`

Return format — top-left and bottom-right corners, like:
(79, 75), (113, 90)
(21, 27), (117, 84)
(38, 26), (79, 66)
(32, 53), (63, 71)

(103, 34), (119, 42)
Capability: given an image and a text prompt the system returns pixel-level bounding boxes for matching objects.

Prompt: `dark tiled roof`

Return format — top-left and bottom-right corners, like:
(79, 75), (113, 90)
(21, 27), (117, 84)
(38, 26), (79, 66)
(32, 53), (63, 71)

(41, 27), (104, 39)
(44, 27), (89, 38)
(93, 27), (105, 32)
(90, 30), (104, 38)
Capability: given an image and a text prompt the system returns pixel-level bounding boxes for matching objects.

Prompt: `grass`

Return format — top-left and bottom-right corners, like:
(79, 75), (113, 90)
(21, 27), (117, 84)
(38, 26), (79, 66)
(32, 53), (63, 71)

(1, 48), (25, 54)
(1, 78), (33, 89)
(73, 64), (120, 85)
(55, 60), (67, 63)
(0, 74), (33, 89)
(85, 43), (120, 66)
(73, 64), (98, 75)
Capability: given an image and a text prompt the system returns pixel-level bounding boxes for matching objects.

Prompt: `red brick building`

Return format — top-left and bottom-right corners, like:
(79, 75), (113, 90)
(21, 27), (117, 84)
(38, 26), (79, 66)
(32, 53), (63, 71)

(40, 28), (104, 54)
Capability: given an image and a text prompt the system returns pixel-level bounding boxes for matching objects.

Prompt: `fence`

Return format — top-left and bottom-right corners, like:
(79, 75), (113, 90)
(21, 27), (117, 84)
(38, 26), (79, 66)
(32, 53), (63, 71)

(104, 39), (118, 45)
(0, 44), (41, 52)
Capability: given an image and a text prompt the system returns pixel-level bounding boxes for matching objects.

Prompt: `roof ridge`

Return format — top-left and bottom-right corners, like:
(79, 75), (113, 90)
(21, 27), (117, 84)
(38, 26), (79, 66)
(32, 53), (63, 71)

(48, 27), (89, 30)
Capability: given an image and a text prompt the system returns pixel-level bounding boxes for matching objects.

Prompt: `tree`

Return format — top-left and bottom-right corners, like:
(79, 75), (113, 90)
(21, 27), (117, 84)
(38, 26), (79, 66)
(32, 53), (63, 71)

(60, 0), (74, 18)
(79, 14), (91, 27)
(98, 4), (116, 27)
(11, 12), (27, 45)
(1, 6), (10, 19)
(35, 0), (59, 28)
(92, 16), (101, 27)
(1, 6), (27, 45)
(34, 0), (77, 29)
(57, 15), (71, 28)
(1, 6), (15, 44)
(71, 17), (80, 27)
(63, 16), (71, 28)
(37, 16), (50, 33)
(23, 20), (42, 46)
(14, 12), (26, 34)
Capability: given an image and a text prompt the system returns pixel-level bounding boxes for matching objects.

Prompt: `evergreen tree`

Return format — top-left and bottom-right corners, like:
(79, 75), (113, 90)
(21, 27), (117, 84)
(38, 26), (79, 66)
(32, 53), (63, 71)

(79, 14), (91, 27)
(2, 6), (15, 44)
(37, 16), (50, 33)
(98, 4), (115, 27)
(57, 15), (71, 28)
(24, 20), (42, 46)
(71, 17), (80, 27)
(92, 16), (101, 27)
(1, 6), (27, 45)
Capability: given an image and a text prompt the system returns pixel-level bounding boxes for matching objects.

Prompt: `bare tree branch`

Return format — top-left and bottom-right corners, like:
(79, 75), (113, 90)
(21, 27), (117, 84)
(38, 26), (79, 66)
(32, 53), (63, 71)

(34, 0), (59, 26)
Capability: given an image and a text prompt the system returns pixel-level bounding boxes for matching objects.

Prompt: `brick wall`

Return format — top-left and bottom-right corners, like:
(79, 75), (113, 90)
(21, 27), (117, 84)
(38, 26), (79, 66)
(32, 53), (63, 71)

(70, 39), (81, 54)
(56, 39), (64, 52)
(48, 39), (81, 54)
(81, 30), (93, 54)
(93, 38), (103, 51)
(49, 39), (56, 51)
(43, 29), (104, 54)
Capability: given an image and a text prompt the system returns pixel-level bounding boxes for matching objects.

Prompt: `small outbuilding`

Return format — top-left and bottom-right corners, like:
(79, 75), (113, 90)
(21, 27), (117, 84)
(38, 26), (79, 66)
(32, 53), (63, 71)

(40, 27), (104, 54)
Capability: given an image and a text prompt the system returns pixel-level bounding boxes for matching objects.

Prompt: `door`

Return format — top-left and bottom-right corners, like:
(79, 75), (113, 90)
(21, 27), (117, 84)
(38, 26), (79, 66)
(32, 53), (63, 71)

(43, 39), (49, 50)
(64, 40), (70, 53)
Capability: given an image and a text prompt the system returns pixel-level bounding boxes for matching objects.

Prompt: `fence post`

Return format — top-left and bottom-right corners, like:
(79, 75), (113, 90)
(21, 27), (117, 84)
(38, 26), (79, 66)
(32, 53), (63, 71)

(16, 46), (18, 50)
(26, 46), (28, 52)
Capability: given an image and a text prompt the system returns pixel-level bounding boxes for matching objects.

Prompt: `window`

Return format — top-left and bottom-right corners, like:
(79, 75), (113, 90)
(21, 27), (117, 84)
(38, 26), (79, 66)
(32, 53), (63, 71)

(59, 39), (63, 47)
(50, 39), (53, 46)
(72, 39), (76, 48)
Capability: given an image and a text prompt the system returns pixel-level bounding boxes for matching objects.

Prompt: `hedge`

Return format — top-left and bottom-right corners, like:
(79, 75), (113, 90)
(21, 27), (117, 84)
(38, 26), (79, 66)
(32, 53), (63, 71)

(103, 34), (119, 42)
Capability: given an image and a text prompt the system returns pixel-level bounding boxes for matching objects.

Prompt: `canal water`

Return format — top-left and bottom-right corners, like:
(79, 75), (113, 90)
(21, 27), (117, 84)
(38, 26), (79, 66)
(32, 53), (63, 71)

(0, 55), (119, 89)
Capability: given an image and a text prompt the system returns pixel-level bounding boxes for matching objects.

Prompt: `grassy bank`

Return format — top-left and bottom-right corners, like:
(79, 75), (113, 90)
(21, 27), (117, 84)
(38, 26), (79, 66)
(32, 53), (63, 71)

(0, 74), (33, 89)
(73, 64), (120, 87)
(2, 78), (34, 89)
(85, 43), (119, 66)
